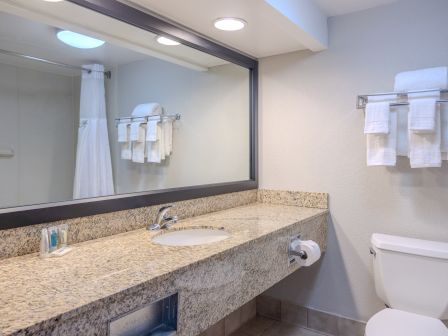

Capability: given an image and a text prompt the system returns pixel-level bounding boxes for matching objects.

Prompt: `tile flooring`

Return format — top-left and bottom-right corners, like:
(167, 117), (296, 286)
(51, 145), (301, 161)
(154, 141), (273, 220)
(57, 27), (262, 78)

(230, 316), (327, 336)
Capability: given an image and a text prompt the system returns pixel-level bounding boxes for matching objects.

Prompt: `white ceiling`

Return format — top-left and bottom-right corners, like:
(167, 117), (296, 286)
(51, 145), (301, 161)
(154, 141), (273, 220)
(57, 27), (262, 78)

(315, 0), (398, 17)
(124, 0), (312, 58)
(0, 0), (228, 74)
(123, 0), (400, 58)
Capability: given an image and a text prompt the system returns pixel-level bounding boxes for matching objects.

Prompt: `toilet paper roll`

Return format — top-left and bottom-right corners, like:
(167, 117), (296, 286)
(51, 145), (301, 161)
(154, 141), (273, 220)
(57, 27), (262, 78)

(295, 240), (321, 267)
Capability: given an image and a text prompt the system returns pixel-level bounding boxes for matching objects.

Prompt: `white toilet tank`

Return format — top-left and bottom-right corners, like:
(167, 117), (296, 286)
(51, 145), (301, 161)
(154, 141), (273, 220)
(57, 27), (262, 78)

(371, 233), (448, 319)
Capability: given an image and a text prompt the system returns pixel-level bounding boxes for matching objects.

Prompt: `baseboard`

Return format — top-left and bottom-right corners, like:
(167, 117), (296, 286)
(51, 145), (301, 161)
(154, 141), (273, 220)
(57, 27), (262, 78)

(256, 295), (366, 336)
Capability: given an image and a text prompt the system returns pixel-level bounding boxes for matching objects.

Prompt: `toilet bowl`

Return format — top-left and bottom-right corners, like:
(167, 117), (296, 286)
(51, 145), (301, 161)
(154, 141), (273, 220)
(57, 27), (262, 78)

(366, 308), (448, 336)
(366, 234), (448, 336)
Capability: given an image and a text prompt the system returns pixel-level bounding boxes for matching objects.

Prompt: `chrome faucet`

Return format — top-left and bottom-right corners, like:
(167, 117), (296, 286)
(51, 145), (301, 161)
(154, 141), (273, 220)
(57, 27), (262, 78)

(148, 205), (178, 230)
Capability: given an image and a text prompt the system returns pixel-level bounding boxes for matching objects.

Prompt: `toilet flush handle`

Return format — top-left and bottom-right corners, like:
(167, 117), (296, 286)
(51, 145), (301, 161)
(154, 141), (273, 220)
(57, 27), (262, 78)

(369, 247), (376, 257)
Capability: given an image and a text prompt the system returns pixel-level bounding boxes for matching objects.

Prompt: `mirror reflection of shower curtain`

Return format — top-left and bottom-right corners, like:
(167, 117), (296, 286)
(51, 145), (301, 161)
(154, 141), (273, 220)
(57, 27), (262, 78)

(73, 64), (114, 199)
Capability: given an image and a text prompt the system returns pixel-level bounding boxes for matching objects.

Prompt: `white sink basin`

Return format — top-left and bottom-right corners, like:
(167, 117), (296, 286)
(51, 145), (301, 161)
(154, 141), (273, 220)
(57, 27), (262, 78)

(151, 227), (230, 246)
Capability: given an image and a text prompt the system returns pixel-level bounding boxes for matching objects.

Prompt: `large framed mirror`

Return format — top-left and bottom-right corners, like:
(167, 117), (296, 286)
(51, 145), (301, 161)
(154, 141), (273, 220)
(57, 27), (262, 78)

(0, 0), (257, 229)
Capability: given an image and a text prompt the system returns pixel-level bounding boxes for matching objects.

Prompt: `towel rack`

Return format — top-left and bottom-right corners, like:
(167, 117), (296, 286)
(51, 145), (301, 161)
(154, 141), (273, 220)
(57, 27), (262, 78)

(115, 113), (181, 127)
(357, 88), (448, 109)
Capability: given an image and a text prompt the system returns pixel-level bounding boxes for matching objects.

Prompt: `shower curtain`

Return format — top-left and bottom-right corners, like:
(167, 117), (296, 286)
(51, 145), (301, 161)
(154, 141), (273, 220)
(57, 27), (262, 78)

(73, 64), (114, 199)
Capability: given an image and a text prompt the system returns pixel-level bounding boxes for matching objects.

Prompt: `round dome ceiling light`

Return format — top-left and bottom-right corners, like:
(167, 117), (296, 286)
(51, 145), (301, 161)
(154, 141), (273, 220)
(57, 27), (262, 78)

(214, 18), (246, 31)
(156, 36), (181, 46)
(57, 30), (105, 49)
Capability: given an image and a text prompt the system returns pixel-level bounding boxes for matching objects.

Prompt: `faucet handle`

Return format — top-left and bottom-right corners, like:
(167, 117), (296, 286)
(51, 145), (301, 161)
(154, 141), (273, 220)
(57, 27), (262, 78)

(158, 204), (173, 213)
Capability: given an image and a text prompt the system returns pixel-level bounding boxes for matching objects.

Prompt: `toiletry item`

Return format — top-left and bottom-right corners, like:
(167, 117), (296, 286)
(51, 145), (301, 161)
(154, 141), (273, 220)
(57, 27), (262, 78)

(48, 226), (59, 252)
(40, 228), (50, 258)
(51, 247), (73, 257)
(58, 224), (68, 248)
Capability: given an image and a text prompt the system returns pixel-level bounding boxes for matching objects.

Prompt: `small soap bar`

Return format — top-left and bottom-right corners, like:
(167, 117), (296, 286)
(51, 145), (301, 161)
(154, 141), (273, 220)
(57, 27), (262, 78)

(50, 247), (72, 257)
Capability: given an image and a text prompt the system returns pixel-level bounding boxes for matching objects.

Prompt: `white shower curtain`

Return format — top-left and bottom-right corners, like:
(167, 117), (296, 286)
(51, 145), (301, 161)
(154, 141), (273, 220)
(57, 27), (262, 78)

(73, 64), (114, 199)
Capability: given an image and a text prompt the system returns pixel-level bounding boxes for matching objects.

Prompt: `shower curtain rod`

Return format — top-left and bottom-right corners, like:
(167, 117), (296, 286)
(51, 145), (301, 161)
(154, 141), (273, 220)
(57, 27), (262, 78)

(0, 48), (112, 79)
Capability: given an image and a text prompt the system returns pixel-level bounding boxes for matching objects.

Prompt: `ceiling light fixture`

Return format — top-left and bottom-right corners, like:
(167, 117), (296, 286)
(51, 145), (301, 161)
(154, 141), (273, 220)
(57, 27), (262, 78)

(57, 30), (105, 49)
(156, 36), (181, 46)
(214, 18), (246, 31)
(42, 0), (64, 2)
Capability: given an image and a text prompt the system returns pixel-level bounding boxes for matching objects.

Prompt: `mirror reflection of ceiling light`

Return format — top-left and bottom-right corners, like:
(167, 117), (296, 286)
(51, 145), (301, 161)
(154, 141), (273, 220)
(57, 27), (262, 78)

(156, 36), (181, 46)
(214, 18), (246, 31)
(57, 30), (105, 49)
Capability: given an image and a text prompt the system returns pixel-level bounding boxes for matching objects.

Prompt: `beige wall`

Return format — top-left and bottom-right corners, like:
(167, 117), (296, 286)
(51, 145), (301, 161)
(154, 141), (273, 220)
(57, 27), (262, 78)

(0, 63), (76, 208)
(106, 58), (250, 194)
(260, 0), (448, 322)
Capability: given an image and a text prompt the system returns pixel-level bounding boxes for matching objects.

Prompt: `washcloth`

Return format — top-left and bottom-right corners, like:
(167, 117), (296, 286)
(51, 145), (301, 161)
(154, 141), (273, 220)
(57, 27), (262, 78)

(394, 66), (448, 92)
(117, 122), (130, 142)
(408, 91), (439, 133)
(132, 103), (162, 118)
(408, 109), (442, 168)
(130, 120), (145, 142)
(364, 101), (390, 134)
(118, 121), (132, 160)
(146, 119), (158, 142)
(163, 119), (173, 156)
(367, 111), (398, 166)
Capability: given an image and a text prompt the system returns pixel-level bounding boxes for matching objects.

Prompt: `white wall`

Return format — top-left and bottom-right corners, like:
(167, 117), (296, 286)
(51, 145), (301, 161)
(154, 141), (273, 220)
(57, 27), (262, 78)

(260, 0), (448, 322)
(0, 63), (76, 208)
(106, 58), (250, 194)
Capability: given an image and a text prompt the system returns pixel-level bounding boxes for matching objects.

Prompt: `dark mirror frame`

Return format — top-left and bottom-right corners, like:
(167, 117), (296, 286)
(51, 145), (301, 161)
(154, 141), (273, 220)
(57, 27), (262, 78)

(0, 0), (258, 230)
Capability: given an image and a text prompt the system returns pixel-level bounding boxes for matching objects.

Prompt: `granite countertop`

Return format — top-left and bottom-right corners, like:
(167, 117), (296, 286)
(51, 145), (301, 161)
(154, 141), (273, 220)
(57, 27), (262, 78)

(0, 203), (327, 336)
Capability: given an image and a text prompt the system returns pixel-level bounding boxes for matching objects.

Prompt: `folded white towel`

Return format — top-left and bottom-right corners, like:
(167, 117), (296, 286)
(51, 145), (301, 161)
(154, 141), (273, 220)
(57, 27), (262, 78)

(163, 119), (173, 156)
(130, 121), (145, 142)
(367, 111), (398, 166)
(132, 103), (162, 118)
(364, 101), (390, 134)
(394, 66), (448, 92)
(146, 119), (158, 142)
(131, 124), (146, 163)
(440, 92), (448, 157)
(117, 122), (130, 142)
(121, 141), (132, 160)
(409, 98), (437, 133)
(147, 123), (163, 163)
(408, 110), (442, 168)
(408, 90), (439, 133)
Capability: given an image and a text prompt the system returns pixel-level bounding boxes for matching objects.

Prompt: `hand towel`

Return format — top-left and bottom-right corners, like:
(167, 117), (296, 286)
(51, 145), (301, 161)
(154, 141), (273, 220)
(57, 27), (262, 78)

(364, 101), (390, 134)
(408, 109), (442, 168)
(440, 92), (448, 158)
(147, 123), (163, 163)
(163, 119), (173, 156)
(394, 66), (448, 92)
(408, 91), (439, 133)
(132, 103), (162, 118)
(367, 111), (398, 166)
(130, 120), (145, 142)
(131, 124), (146, 163)
(121, 141), (132, 160)
(131, 123), (146, 163)
(146, 119), (158, 142)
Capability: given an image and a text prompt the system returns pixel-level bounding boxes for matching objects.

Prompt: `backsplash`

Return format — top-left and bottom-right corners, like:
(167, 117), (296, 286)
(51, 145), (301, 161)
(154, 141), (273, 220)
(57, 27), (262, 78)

(258, 189), (328, 209)
(0, 189), (328, 260)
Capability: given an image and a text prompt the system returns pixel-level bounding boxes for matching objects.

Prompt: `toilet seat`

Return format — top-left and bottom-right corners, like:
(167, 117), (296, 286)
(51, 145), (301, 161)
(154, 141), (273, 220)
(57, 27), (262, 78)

(365, 308), (448, 336)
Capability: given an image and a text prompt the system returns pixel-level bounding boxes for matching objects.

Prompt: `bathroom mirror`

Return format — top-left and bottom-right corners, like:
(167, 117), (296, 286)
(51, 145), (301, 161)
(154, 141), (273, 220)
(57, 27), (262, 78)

(0, 0), (257, 228)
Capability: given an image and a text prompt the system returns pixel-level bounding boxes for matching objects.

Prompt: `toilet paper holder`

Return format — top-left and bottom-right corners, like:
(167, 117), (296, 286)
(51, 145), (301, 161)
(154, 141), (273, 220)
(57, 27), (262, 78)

(289, 239), (308, 260)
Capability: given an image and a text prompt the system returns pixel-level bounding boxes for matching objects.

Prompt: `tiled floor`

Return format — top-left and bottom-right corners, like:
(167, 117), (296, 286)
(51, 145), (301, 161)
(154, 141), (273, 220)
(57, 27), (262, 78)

(230, 316), (327, 336)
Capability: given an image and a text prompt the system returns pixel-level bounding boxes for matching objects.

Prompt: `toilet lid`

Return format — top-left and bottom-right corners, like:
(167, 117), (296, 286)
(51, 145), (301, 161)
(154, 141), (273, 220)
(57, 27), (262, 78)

(366, 309), (448, 336)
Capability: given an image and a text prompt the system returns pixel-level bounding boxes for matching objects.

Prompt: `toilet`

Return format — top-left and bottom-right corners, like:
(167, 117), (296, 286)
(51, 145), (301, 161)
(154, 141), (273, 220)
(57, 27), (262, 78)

(366, 233), (448, 336)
